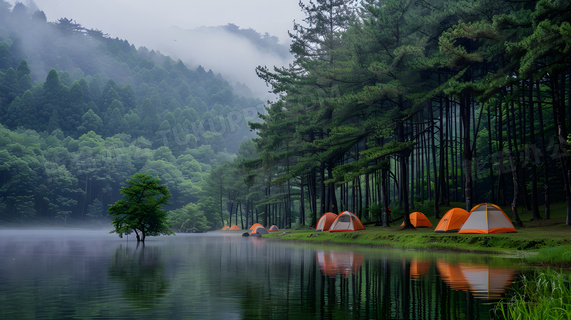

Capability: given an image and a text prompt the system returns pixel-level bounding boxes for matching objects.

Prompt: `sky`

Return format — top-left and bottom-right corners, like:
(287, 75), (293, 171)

(9, 0), (306, 98)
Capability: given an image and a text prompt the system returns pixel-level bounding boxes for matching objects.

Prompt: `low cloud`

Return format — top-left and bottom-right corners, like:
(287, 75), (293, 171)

(145, 24), (293, 100)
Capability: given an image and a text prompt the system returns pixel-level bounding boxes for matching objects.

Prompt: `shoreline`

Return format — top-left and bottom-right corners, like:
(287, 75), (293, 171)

(262, 225), (571, 268)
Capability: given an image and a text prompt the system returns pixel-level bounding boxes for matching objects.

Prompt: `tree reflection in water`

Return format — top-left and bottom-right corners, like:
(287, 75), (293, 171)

(108, 243), (169, 309)
(230, 244), (516, 320)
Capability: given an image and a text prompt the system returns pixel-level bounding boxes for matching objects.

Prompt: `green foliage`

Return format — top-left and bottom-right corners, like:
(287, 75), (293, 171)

(168, 203), (211, 233)
(107, 173), (173, 241)
(496, 269), (571, 319)
(524, 245), (571, 267)
(0, 3), (266, 227)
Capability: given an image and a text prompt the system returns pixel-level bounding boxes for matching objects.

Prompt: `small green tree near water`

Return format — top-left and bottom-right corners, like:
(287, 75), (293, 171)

(107, 173), (174, 242)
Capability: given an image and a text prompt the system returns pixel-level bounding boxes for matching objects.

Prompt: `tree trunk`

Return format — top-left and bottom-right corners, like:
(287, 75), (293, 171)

(382, 165), (390, 227)
(506, 95), (523, 227)
(300, 176), (305, 226)
(461, 92), (473, 211)
(439, 96), (449, 206)
(320, 164), (326, 215)
(552, 74), (571, 225)
(327, 163), (338, 213)
(487, 104), (495, 203)
(529, 80), (541, 220)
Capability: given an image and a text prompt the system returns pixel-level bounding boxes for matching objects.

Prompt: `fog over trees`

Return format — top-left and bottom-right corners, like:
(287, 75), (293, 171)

(0, 0), (570, 232)
(0, 1), (263, 231)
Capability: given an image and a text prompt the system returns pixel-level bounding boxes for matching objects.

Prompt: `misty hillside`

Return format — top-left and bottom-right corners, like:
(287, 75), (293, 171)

(0, 2), (263, 151)
(160, 23), (292, 99)
(199, 24), (290, 59)
(0, 1), (263, 226)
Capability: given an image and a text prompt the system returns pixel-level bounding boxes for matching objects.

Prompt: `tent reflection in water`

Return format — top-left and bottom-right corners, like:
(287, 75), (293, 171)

(409, 258), (431, 280)
(328, 211), (365, 232)
(316, 250), (364, 278)
(436, 260), (516, 300)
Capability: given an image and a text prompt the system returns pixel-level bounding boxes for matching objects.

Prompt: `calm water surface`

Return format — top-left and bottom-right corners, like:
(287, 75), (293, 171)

(0, 229), (521, 319)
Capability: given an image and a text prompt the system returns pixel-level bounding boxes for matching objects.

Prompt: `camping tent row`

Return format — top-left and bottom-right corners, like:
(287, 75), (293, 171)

(436, 203), (517, 234)
(398, 203), (516, 234)
(220, 224), (279, 233)
(221, 223), (279, 234)
(316, 211), (365, 232)
(314, 203), (516, 234)
(250, 224), (279, 235)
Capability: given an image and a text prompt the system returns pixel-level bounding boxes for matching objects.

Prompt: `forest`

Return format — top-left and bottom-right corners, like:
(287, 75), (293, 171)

(0, 0), (570, 233)
(0, 1), (262, 231)
(226, 0), (571, 230)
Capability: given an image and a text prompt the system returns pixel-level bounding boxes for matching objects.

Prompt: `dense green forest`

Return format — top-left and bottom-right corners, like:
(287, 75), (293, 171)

(0, 1), (262, 231)
(223, 0), (571, 230)
(1, 0), (570, 233)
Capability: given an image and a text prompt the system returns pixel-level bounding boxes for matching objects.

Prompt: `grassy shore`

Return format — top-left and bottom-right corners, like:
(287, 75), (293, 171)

(495, 268), (571, 319)
(264, 202), (571, 267)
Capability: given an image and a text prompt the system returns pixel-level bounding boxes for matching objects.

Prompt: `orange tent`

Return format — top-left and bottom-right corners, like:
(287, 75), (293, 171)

(316, 212), (338, 231)
(249, 223), (263, 230)
(221, 226), (230, 231)
(459, 203), (517, 234)
(250, 225), (269, 235)
(229, 225), (241, 231)
(435, 208), (470, 232)
(401, 212), (433, 228)
(269, 225), (279, 231)
(329, 211), (365, 232)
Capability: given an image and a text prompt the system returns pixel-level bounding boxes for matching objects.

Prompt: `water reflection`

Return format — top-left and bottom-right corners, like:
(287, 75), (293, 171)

(409, 258), (431, 280)
(316, 250), (364, 278)
(437, 260), (516, 300)
(0, 230), (519, 319)
(108, 244), (169, 309)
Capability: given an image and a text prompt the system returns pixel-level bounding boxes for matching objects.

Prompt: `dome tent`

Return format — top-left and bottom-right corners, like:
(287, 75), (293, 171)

(329, 211), (365, 232)
(401, 212), (433, 228)
(434, 208), (470, 232)
(316, 212), (338, 231)
(458, 203), (517, 234)
(250, 225), (269, 235)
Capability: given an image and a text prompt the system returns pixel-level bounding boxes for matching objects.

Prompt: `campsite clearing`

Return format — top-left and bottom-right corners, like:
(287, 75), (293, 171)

(264, 202), (571, 267)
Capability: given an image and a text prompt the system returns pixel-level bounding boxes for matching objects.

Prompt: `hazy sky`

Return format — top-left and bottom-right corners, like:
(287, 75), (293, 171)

(10, 0), (306, 98)
(17, 0), (303, 45)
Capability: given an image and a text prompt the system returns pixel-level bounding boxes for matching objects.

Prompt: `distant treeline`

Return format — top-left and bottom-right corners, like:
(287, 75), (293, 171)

(0, 1), (263, 231)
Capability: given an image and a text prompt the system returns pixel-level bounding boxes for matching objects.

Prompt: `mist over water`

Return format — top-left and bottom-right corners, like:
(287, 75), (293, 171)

(0, 230), (518, 319)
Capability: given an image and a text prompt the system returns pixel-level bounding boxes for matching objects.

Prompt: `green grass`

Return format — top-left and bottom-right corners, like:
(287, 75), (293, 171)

(495, 269), (571, 319)
(524, 245), (571, 267)
(264, 202), (571, 261)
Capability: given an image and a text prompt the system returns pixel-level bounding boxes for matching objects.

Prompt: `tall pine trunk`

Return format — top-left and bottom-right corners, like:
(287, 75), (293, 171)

(506, 95), (523, 227)
(460, 92), (473, 211)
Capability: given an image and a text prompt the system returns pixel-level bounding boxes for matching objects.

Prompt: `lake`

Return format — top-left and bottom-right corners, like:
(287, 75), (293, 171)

(0, 229), (521, 319)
